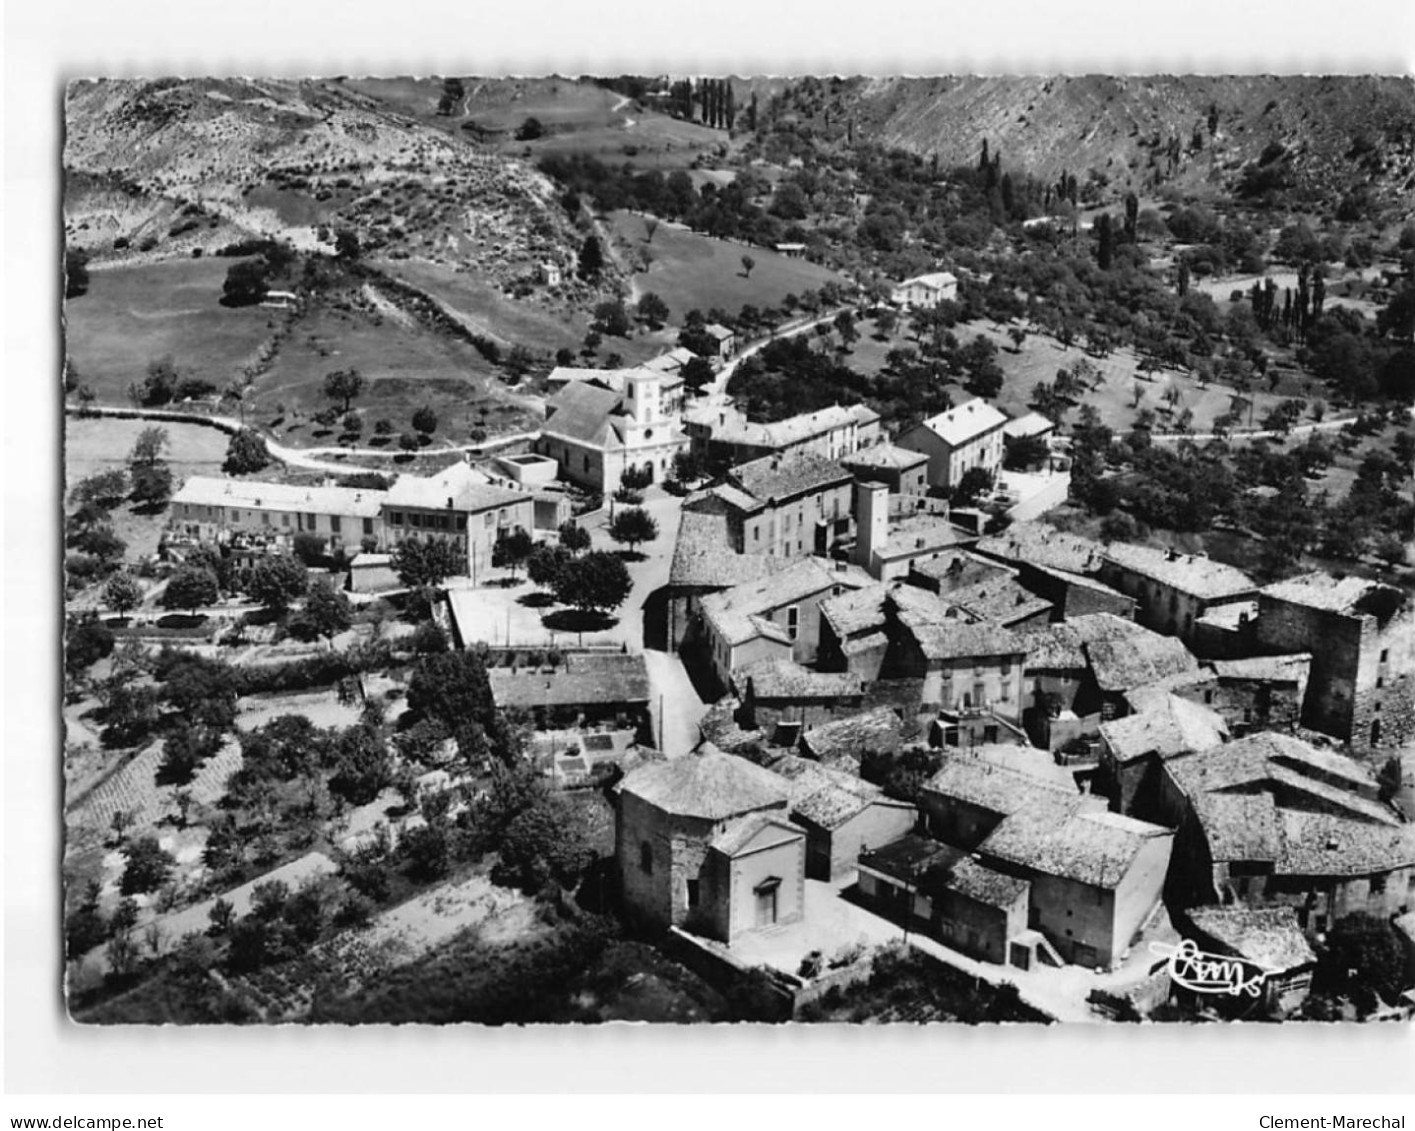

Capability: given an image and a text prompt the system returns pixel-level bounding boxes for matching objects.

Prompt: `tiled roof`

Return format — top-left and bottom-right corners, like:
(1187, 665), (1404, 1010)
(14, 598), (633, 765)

(1260, 572), (1410, 621)
(1102, 544), (1256, 601)
(1210, 654), (1312, 683)
(974, 522), (1107, 575)
(848, 404), (882, 426)
(1002, 412), (1057, 440)
(907, 618), (1024, 661)
(1196, 600), (1257, 630)
(983, 807), (1170, 890)
(820, 583), (893, 637)
(700, 558), (854, 648)
(929, 854), (1031, 908)
(874, 514), (976, 562)
(945, 575), (1054, 627)
(539, 380), (627, 447)
(924, 751), (1077, 819)
(385, 462), (527, 514)
(710, 812), (804, 857)
(1017, 613), (1150, 671)
(173, 476), (386, 517)
(910, 551), (1015, 593)
(1099, 694), (1228, 765)
(704, 323), (734, 341)
(800, 707), (907, 764)
(728, 451), (853, 504)
(908, 397), (1008, 448)
(1277, 810), (1415, 877)
(710, 404), (861, 451)
(1188, 906), (1316, 972)
(545, 365), (646, 391)
(1164, 732), (1381, 803)
(668, 510), (787, 590)
(860, 834), (963, 883)
(1085, 633), (1198, 693)
(841, 443), (930, 472)
(619, 747), (788, 819)
(738, 658), (862, 701)
(897, 271), (957, 291)
(765, 753), (901, 831)
(1190, 793), (1282, 862)
(488, 653), (650, 709)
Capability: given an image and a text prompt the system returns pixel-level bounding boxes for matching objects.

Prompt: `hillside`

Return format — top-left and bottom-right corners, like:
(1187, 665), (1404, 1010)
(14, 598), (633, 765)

(63, 77), (588, 286)
(781, 75), (1415, 214)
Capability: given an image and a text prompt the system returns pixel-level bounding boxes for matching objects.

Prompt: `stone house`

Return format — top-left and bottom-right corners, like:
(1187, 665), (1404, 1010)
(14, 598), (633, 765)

(614, 747), (806, 943)
(734, 658), (865, 740)
(665, 508), (792, 651)
(840, 443), (930, 496)
(799, 706), (910, 769)
(169, 476), (386, 554)
(382, 463), (535, 580)
(703, 322), (737, 361)
(698, 557), (874, 694)
(764, 753), (917, 882)
(1098, 544), (1257, 652)
(1255, 572), (1415, 752)
(684, 402), (880, 473)
(1184, 905), (1317, 1018)
(487, 653), (651, 737)
(895, 397), (1008, 491)
(851, 482), (978, 581)
(1180, 654), (1312, 737)
(907, 549), (1015, 598)
(1152, 732), (1415, 930)
(706, 452), (858, 560)
(1098, 693), (1230, 814)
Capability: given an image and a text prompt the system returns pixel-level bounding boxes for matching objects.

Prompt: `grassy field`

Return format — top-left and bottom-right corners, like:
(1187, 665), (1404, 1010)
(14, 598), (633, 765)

(250, 291), (540, 442)
(64, 259), (276, 402)
(609, 210), (847, 319)
(847, 316), (1310, 438)
(378, 258), (588, 352)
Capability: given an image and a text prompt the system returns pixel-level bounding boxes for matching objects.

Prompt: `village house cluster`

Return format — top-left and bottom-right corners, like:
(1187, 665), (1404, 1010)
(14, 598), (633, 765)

(153, 272), (1415, 1023)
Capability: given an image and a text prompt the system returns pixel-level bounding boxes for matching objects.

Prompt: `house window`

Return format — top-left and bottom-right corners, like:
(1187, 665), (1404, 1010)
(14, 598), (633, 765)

(786, 606), (799, 640)
(389, 511), (403, 526)
(281, 514), (290, 527)
(1370, 874), (1386, 895)
(262, 512), (271, 526)
(484, 513), (495, 528)
(1379, 649), (1389, 663)
(1204, 690), (1214, 704)
(499, 509), (509, 525)
(686, 879), (700, 908)
(639, 842), (653, 875)
(363, 518), (374, 535)
(330, 516), (341, 534)
(411, 514), (423, 528)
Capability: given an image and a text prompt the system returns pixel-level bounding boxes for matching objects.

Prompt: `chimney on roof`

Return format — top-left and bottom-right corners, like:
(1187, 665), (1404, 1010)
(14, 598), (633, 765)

(1325, 837), (1340, 851)
(1167, 548), (1179, 562)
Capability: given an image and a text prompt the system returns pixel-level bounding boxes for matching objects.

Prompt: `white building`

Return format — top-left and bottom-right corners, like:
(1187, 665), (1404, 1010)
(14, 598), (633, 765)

(891, 271), (958, 309)
(382, 462), (536, 580)
(896, 397), (1008, 490)
(169, 477), (385, 552)
(534, 370), (689, 494)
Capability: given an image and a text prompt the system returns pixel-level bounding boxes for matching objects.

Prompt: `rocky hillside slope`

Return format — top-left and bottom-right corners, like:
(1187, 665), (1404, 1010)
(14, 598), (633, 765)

(64, 78), (587, 285)
(790, 75), (1415, 212)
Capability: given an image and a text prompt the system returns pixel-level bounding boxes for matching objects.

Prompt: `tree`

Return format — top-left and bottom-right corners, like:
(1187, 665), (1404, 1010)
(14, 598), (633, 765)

(65, 614), (115, 677)
(158, 722), (222, 786)
(607, 506), (659, 553)
(492, 528), (535, 579)
(103, 572), (143, 618)
(558, 521), (591, 554)
(65, 247), (91, 299)
(328, 724), (393, 807)
(161, 567), (219, 614)
(334, 229), (361, 262)
(391, 538), (463, 590)
(578, 235), (605, 281)
(681, 356), (715, 393)
(515, 116), (545, 141)
(247, 554), (308, 613)
(301, 578), (352, 644)
(120, 837), (176, 895)
(323, 368), (364, 414)
(412, 405), (438, 435)
(223, 429), (271, 475)
(1317, 914), (1407, 1013)
(741, 254), (756, 279)
(129, 427), (169, 468)
(526, 543), (571, 591)
(553, 550), (633, 614)
(833, 310), (858, 351)
(952, 467), (995, 508)
(221, 258), (269, 307)
(593, 300), (632, 338)
(399, 432), (420, 454)
(637, 292), (670, 330)
(129, 463), (173, 511)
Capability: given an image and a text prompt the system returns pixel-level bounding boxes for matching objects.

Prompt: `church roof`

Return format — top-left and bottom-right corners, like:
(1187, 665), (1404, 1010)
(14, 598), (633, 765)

(618, 747), (788, 819)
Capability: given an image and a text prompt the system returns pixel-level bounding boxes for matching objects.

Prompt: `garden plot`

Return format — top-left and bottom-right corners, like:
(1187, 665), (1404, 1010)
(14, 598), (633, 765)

(235, 687), (365, 732)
